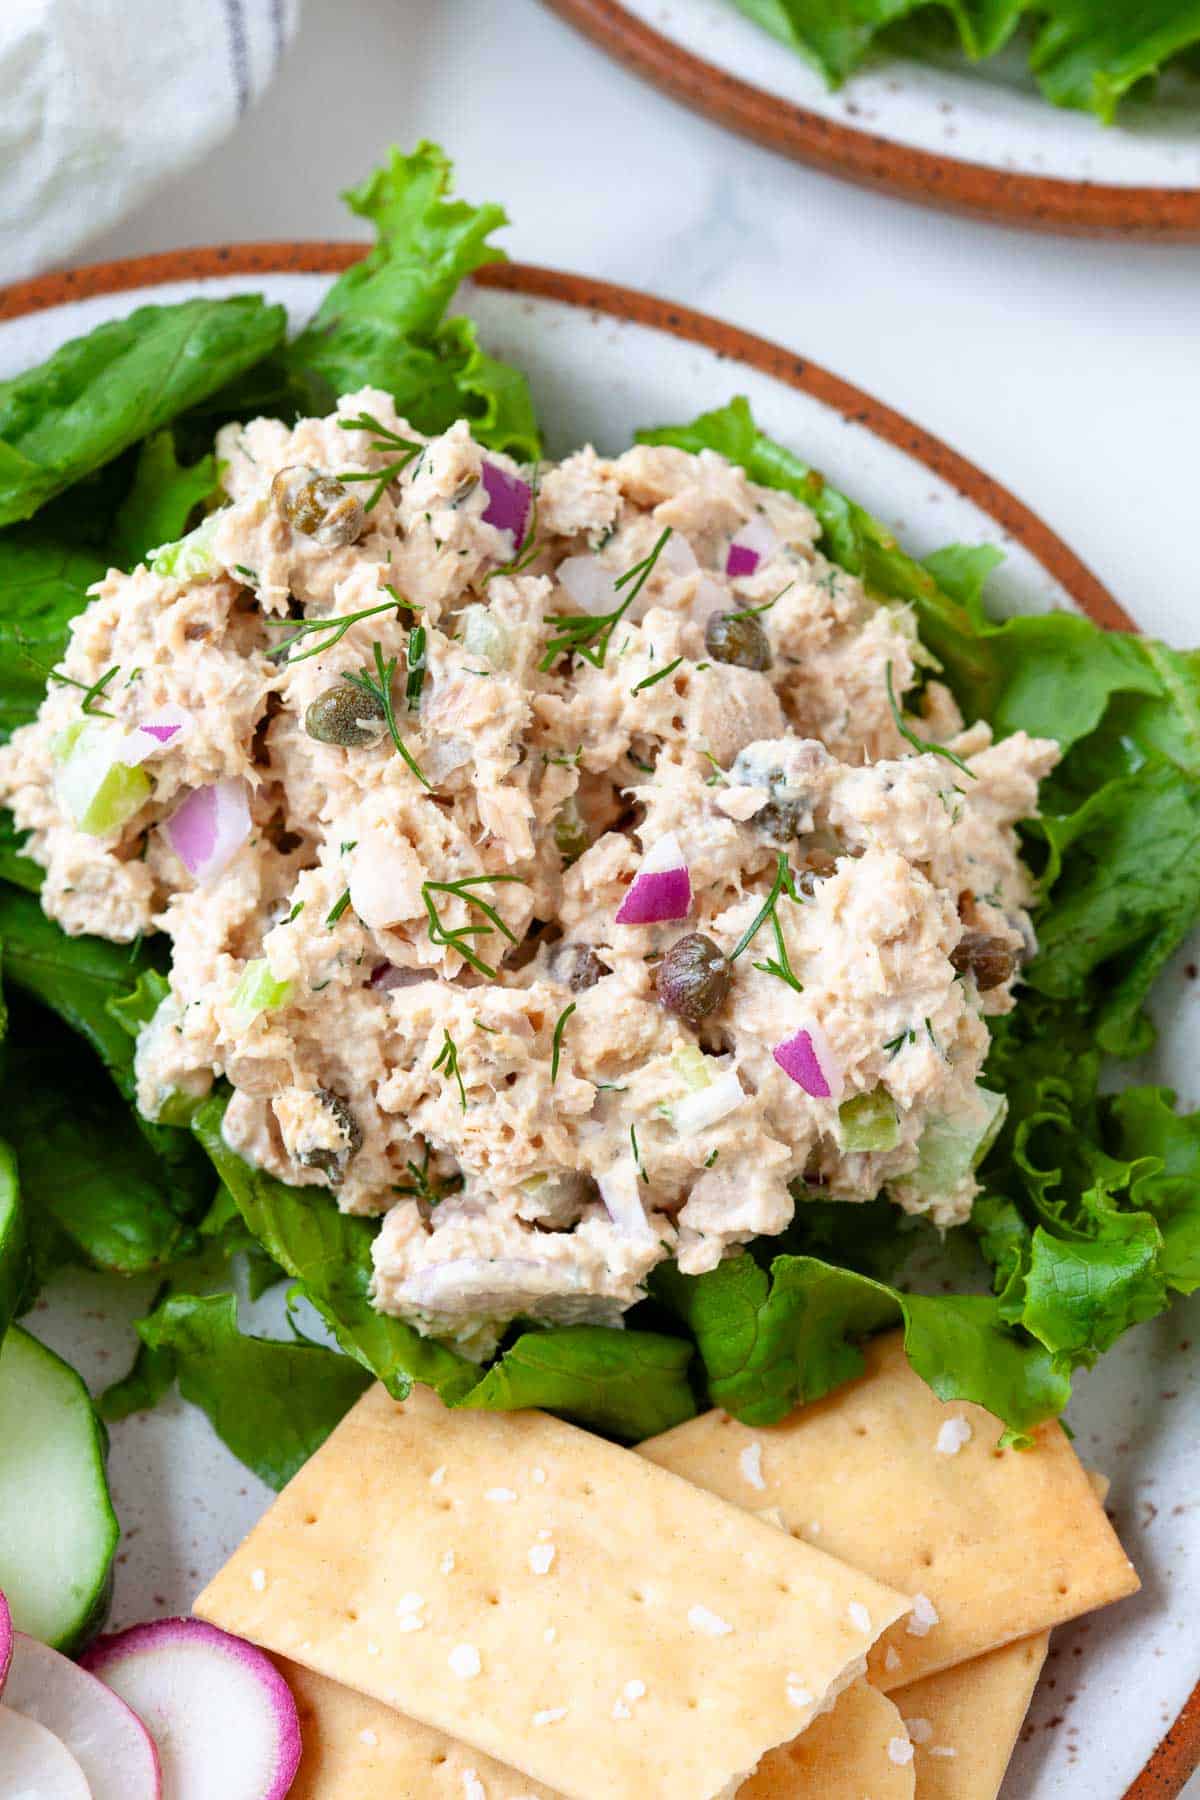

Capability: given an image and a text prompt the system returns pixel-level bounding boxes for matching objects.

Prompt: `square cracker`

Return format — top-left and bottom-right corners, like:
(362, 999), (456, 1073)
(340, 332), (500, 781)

(275, 1660), (914, 1800)
(893, 1633), (1049, 1799)
(275, 1655), (558, 1800)
(638, 1331), (1138, 1688)
(195, 1383), (909, 1800)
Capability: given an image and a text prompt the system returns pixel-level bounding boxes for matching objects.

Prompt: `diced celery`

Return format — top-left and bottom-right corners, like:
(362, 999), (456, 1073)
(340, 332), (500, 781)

(53, 720), (152, 837)
(460, 603), (511, 667)
(839, 1088), (901, 1152)
(908, 1088), (1007, 1197)
(229, 958), (294, 1022)
(670, 1042), (712, 1093)
(149, 510), (221, 580)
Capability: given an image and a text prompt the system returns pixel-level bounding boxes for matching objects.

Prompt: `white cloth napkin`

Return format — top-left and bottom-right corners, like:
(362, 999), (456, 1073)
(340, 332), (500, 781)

(1, 0), (300, 280)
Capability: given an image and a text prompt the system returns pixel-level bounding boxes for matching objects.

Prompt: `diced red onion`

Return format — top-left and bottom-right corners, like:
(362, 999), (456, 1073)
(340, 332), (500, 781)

(773, 1021), (844, 1101)
(163, 778), (250, 884)
(726, 517), (778, 578)
(615, 831), (692, 926)
(480, 460), (532, 546)
(558, 554), (620, 617)
(369, 962), (433, 992)
(121, 706), (191, 765)
(660, 533), (699, 576)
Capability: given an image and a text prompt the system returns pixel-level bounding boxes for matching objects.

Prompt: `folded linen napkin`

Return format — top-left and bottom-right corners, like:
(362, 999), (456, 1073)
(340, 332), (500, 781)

(1, 0), (299, 279)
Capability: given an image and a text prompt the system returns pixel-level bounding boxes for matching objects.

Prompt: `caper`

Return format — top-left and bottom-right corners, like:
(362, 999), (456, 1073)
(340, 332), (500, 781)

(554, 798), (590, 865)
(271, 465), (365, 548)
(567, 946), (611, 992)
(794, 847), (839, 895)
(656, 932), (731, 1026)
(704, 610), (772, 671)
(296, 1089), (363, 1185)
(305, 683), (386, 748)
(950, 931), (1016, 992)
(755, 798), (809, 842)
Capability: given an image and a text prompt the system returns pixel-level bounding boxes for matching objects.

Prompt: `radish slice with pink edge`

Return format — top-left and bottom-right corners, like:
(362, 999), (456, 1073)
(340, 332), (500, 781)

(4, 1631), (161, 1798)
(162, 779), (251, 885)
(615, 832), (692, 925)
(0, 1704), (91, 1798)
(773, 1020), (844, 1101)
(82, 1619), (300, 1800)
(0, 1587), (11, 1692)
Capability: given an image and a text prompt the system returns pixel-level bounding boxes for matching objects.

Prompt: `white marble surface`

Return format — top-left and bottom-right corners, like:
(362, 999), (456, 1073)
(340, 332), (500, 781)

(43, 1), (1200, 1792)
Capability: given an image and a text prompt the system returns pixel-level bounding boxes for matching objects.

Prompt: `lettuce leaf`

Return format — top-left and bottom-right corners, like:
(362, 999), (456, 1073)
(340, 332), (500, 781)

(109, 431), (217, 571)
(0, 530), (109, 744)
(0, 1138), (25, 1343)
(458, 1326), (696, 1442)
(654, 1252), (1069, 1443)
(0, 296), (286, 527)
(125, 1292), (372, 1489)
(285, 143), (539, 458)
(726, 0), (1200, 121)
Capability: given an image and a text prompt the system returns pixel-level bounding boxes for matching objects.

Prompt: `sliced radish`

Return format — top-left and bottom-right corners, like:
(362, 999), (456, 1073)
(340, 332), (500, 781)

(480, 460), (531, 545)
(4, 1632), (160, 1799)
(615, 832), (692, 926)
(773, 1020), (844, 1101)
(163, 779), (251, 884)
(0, 1588), (11, 1693)
(0, 1704), (91, 1798)
(83, 1619), (300, 1800)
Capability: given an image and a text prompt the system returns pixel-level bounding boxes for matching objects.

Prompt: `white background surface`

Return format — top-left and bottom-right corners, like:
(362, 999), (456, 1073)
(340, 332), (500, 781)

(36, 1), (1200, 1793)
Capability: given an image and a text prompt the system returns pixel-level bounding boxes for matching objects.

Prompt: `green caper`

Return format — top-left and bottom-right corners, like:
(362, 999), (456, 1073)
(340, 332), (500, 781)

(305, 683), (387, 748)
(271, 465), (365, 548)
(704, 610), (772, 671)
(554, 798), (591, 865)
(656, 933), (731, 1026)
(755, 798), (809, 841)
(296, 1089), (363, 1185)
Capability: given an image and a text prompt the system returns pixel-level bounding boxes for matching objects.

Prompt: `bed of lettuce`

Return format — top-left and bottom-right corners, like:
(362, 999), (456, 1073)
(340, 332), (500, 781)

(0, 144), (1197, 1493)
(729, 0), (1200, 123)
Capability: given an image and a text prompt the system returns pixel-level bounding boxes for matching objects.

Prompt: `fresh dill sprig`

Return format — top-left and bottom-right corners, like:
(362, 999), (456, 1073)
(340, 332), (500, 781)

(883, 1028), (917, 1058)
(726, 580), (795, 623)
(728, 852), (805, 993)
(540, 526), (673, 671)
(262, 596), (405, 665)
(326, 888), (352, 927)
(342, 642), (430, 788)
(19, 639), (120, 717)
(432, 1028), (467, 1110)
(337, 412), (424, 511)
(392, 1143), (463, 1207)
(422, 874), (529, 979)
(885, 661), (975, 780)
(550, 1001), (577, 1083)
(630, 1123), (647, 1181)
(630, 654), (684, 698)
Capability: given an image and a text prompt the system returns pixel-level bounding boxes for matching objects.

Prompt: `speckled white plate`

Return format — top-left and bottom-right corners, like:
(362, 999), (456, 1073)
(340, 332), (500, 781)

(545, 0), (1200, 238)
(2, 253), (1198, 1797)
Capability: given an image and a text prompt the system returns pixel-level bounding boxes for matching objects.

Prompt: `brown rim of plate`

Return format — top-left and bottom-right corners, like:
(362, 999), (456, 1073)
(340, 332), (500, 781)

(1, 243), (1196, 1796)
(542, 0), (1200, 241)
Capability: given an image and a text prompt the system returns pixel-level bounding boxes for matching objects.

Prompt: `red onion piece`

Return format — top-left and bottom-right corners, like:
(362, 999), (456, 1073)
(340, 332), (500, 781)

(369, 962), (433, 992)
(726, 517), (778, 578)
(558, 554), (619, 616)
(773, 1021), (844, 1101)
(480, 460), (531, 546)
(615, 832), (692, 925)
(121, 706), (191, 765)
(163, 779), (250, 884)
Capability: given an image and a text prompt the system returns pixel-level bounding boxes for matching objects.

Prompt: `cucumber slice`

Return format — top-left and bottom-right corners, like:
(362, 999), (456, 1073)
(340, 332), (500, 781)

(0, 1327), (118, 1653)
(0, 1140), (26, 1338)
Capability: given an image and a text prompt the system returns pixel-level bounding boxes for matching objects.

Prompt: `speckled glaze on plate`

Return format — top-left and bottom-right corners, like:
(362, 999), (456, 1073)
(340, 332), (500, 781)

(543, 0), (1200, 239)
(1, 250), (1197, 1797)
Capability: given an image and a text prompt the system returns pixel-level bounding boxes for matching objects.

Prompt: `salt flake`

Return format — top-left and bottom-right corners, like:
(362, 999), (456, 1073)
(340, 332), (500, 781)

(533, 1708), (568, 1727)
(528, 1543), (556, 1576)
(739, 1441), (766, 1491)
(359, 1729), (379, 1748)
(430, 1465), (447, 1486)
(905, 1716), (933, 1744)
(884, 1646), (902, 1672)
(688, 1604), (733, 1637)
(848, 1601), (872, 1633)
(441, 1550), (457, 1575)
(250, 1568), (267, 1592)
(462, 1772), (486, 1800)
(449, 1644), (482, 1680)
(935, 1416), (973, 1456)
(907, 1593), (939, 1638)
(888, 1738), (915, 1767)
(485, 1487), (518, 1503)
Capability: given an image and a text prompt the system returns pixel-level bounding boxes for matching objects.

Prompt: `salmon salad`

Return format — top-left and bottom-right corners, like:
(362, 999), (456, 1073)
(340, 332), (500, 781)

(0, 390), (1058, 1355)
